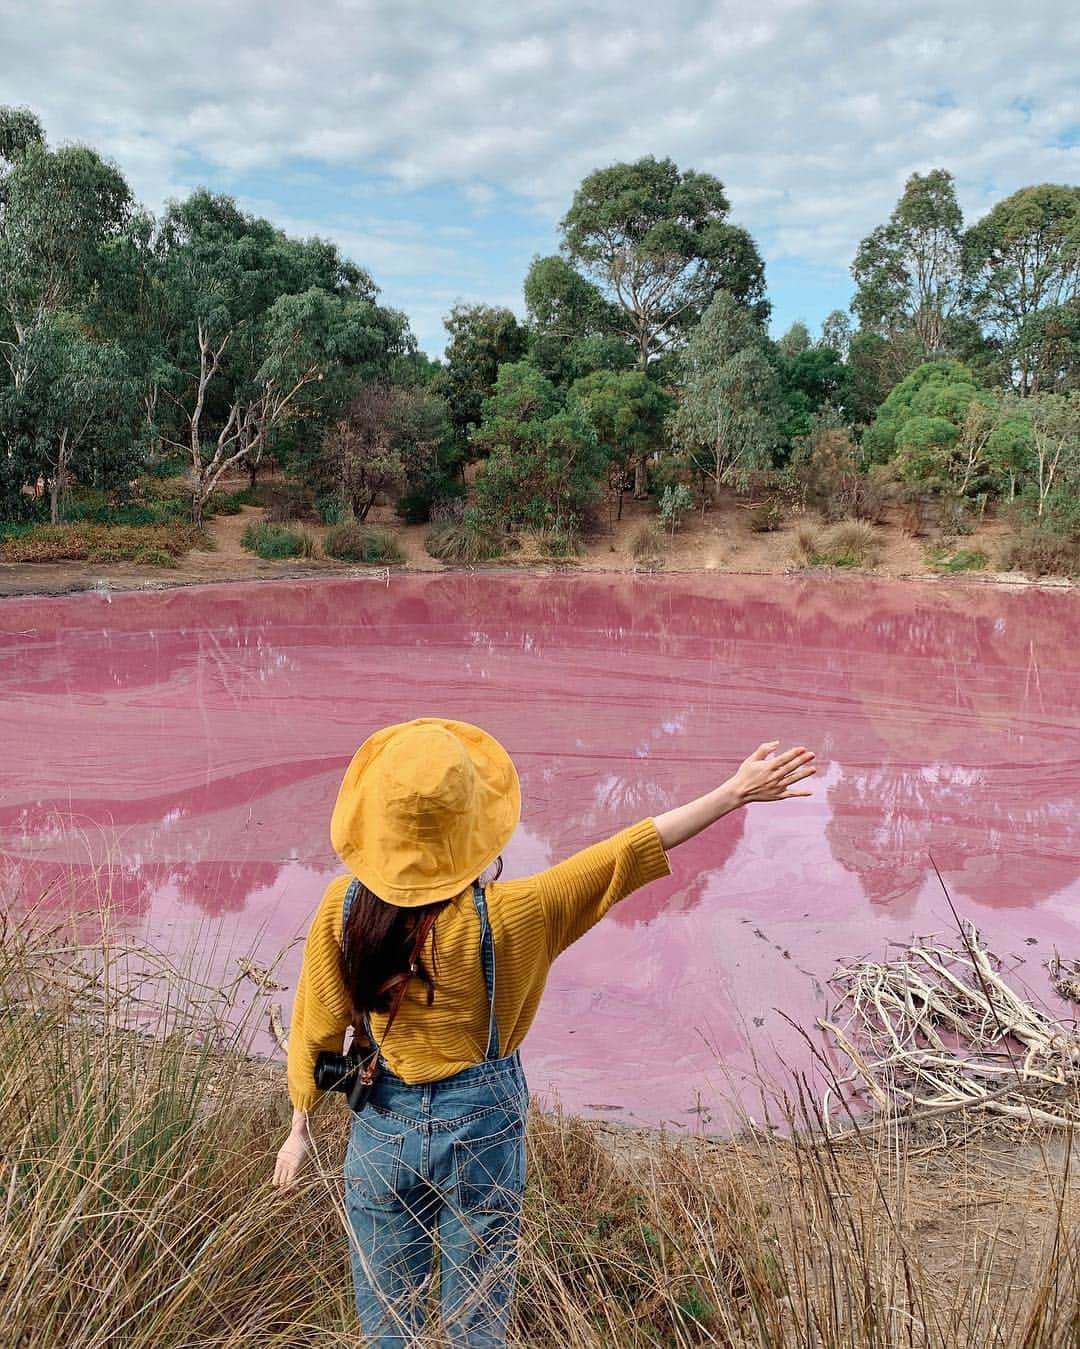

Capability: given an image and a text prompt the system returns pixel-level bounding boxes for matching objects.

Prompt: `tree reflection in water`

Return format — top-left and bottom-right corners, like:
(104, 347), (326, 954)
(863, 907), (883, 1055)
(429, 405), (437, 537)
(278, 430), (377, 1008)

(1, 573), (1076, 1125)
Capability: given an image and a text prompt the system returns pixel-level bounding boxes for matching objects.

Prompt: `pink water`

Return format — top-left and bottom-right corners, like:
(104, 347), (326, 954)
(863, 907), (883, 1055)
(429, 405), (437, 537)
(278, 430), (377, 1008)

(2, 573), (1078, 1129)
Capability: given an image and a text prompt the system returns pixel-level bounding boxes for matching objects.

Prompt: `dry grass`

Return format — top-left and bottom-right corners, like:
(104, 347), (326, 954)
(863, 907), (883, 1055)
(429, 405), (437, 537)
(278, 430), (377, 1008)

(0, 521), (206, 564)
(1, 897), (1077, 1347)
(629, 522), (664, 565)
(794, 518), (883, 570)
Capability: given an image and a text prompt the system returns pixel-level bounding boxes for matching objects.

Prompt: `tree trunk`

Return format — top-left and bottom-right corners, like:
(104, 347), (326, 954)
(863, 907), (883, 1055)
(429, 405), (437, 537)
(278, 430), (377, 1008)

(49, 480), (60, 525)
(247, 457), (258, 491)
(192, 487), (204, 527)
(633, 455), (647, 498)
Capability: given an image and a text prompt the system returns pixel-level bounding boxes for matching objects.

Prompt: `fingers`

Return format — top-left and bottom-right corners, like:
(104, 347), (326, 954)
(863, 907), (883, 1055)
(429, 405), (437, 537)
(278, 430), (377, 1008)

(750, 740), (780, 761)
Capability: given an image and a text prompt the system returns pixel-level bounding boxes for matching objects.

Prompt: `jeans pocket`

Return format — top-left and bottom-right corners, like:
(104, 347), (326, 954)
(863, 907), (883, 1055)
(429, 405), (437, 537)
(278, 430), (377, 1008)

(452, 1113), (526, 1215)
(345, 1111), (406, 1210)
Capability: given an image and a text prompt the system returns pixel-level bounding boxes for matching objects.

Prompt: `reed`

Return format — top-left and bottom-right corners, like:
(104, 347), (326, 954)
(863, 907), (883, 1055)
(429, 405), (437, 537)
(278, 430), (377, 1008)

(1, 890), (1076, 1347)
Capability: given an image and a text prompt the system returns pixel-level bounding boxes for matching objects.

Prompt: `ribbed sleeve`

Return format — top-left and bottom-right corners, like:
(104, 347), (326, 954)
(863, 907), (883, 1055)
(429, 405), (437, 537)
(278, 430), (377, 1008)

(284, 818), (672, 1101)
(286, 876), (355, 1112)
(533, 818), (672, 958)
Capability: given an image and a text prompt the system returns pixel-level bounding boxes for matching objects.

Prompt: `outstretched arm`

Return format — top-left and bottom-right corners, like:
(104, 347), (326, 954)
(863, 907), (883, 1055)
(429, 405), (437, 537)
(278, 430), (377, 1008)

(654, 741), (815, 851)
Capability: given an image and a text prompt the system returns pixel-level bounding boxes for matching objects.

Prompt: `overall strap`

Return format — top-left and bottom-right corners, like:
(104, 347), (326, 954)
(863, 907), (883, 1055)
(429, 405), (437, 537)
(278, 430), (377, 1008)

(472, 884), (500, 1061)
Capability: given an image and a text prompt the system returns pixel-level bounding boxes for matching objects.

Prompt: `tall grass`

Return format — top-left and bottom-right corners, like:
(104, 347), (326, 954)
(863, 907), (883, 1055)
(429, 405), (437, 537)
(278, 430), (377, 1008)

(1, 902), (1076, 1347)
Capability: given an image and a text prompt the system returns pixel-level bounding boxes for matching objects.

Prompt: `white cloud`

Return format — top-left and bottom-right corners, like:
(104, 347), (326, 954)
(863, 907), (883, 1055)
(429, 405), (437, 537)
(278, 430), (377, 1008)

(1, 0), (1077, 350)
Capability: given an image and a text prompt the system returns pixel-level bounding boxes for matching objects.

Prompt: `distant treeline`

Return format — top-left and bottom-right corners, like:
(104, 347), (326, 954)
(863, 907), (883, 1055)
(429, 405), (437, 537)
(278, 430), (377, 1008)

(1, 104), (1077, 565)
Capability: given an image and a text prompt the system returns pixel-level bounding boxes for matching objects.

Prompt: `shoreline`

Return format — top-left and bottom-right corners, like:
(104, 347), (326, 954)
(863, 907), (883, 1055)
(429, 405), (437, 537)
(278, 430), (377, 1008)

(1, 555), (1076, 602)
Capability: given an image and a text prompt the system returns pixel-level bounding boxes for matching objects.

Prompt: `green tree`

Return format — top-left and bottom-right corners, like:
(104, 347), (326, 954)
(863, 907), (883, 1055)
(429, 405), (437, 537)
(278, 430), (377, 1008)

(571, 369), (673, 519)
(819, 309), (852, 361)
(1, 316), (137, 520)
(671, 290), (782, 494)
(156, 190), (409, 521)
(963, 185), (1080, 395)
(1024, 390), (1080, 517)
(775, 344), (849, 447)
(777, 321), (811, 358)
(0, 134), (131, 389)
(524, 254), (631, 385)
(0, 106), (45, 167)
(472, 362), (605, 531)
(852, 169), (966, 359)
(862, 358), (1018, 498)
(441, 303), (527, 439)
(560, 156), (768, 372)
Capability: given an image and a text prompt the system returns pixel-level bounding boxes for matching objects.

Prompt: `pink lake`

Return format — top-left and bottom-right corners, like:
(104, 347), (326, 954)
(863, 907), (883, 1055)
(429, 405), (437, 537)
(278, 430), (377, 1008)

(1, 572), (1078, 1130)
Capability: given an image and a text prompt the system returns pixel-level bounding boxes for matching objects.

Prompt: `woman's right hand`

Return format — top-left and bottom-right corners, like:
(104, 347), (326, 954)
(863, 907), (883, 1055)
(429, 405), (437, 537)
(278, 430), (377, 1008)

(730, 741), (816, 804)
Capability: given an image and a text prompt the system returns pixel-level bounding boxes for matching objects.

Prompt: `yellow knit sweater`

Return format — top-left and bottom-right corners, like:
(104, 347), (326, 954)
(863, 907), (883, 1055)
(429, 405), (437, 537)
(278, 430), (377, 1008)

(287, 818), (671, 1111)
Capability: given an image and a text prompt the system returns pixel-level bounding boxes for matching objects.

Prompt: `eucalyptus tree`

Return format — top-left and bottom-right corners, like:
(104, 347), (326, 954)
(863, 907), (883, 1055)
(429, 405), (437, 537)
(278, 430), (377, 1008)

(852, 169), (966, 361)
(523, 254), (631, 384)
(0, 124), (131, 390)
(571, 369), (673, 519)
(671, 289), (782, 494)
(156, 190), (410, 521)
(441, 303), (527, 439)
(2, 315), (137, 520)
(963, 185), (1080, 395)
(558, 156), (768, 373)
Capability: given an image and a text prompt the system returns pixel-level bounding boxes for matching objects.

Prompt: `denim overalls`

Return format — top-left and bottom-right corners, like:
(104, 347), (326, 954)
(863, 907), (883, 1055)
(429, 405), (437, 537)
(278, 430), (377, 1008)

(342, 880), (528, 1349)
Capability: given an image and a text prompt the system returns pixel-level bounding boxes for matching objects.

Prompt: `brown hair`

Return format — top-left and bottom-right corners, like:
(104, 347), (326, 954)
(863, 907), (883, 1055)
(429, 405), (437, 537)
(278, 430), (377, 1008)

(338, 857), (503, 1018)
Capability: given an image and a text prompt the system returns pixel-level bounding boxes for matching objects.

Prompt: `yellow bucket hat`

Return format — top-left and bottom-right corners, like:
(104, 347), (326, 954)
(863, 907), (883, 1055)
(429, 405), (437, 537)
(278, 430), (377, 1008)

(330, 717), (521, 908)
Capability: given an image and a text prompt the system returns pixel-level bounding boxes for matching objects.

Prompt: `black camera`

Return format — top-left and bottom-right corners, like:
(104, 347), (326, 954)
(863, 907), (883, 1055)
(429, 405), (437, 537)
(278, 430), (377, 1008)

(314, 1048), (378, 1112)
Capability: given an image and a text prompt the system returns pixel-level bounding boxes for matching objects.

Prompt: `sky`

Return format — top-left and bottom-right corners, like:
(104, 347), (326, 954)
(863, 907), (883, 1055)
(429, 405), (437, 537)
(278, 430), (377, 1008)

(1, 1), (1077, 357)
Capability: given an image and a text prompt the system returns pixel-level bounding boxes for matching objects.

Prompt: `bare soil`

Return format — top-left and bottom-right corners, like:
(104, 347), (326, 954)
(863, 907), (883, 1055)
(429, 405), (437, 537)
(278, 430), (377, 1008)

(0, 488), (1072, 599)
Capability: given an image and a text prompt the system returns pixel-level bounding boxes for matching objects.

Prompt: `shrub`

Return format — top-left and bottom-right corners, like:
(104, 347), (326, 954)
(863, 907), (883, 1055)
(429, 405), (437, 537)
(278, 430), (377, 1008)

(630, 522), (663, 560)
(132, 547), (179, 568)
(322, 523), (402, 564)
(240, 522), (305, 560)
(312, 494), (347, 525)
(748, 499), (785, 533)
(425, 518), (508, 563)
(659, 484), (694, 536)
(1003, 525), (1080, 577)
(0, 522), (204, 563)
(926, 545), (988, 573)
(794, 519), (881, 569)
(536, 528), (580, 559)
(210, 488), (259, 516)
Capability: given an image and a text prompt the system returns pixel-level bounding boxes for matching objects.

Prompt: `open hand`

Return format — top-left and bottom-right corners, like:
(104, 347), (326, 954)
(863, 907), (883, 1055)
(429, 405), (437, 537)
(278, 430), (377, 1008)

(731, 741), (815, 804)
(272, 1130), (311, 1190)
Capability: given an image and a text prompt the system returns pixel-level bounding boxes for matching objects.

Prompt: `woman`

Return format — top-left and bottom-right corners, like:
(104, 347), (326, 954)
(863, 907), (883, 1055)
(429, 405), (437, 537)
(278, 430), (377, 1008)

(273, 717), (814, 1346)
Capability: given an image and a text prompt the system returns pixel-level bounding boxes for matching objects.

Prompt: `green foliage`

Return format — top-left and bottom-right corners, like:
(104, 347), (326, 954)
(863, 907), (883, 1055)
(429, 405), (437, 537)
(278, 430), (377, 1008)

(472, 362), (606, 530)
(864, 360), (984, 464)
(209, 487), (258, 516)
(672, 290), (782, 490)
(561, 157), (769, 373)
(322, 521), (402, 563)
(571, 369), (672, 508)
(240, 521), (306, 560)
(441, 303), (527, 438)
(536, 527), (580, 559)
(659, 483), (694, 536)
(963, 184), (1080, 394)
(775, 345), (849, 448)
(925, 545), (988, 572)
(852, 169), (965, 359)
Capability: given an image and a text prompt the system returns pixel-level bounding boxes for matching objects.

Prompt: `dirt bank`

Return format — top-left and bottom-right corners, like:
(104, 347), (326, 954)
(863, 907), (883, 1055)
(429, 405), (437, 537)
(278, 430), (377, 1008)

(0, 492), (1074, 599)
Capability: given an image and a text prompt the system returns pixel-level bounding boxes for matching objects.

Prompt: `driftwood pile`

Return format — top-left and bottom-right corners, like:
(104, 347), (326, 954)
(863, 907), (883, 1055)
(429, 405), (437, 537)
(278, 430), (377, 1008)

(819, 925), (1080, 1137)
